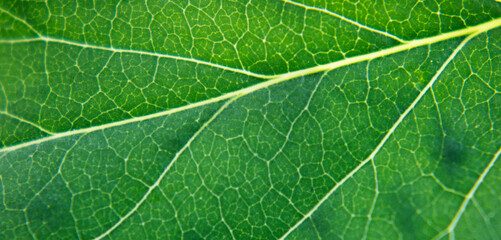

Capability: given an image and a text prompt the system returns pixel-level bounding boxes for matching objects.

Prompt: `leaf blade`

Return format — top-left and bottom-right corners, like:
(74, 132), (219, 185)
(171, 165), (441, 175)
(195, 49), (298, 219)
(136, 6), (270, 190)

(0, 1), (500, 239)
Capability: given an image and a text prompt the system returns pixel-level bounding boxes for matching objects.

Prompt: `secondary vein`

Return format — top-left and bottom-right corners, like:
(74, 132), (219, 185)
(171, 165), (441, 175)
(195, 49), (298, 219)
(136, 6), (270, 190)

(433, 146), (501, 240)
(281, 0), (406, 43)
(40, 36), (272, 79)
(279, 30), (478, 240)
(0, 111), (54, 135)
(0, 7), (269, 79)
(0, 7), (41, 36)
(93, 97), (237, 240)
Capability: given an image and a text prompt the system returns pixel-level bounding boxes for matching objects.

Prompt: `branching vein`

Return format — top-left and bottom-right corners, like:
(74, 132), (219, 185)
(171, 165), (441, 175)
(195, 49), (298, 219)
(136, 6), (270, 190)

(1, 17), (500, 153)
(279, 31), (479, 240)
(433, 146), (501, 240)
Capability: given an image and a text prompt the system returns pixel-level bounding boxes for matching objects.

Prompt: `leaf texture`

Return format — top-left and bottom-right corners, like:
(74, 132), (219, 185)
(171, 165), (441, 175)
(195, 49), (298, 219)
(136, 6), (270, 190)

(0, 0), (500, 239)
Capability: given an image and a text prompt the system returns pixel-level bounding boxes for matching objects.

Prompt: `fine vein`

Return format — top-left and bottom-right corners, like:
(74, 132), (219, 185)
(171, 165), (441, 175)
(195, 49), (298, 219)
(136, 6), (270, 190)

(279, 31), (478, 240)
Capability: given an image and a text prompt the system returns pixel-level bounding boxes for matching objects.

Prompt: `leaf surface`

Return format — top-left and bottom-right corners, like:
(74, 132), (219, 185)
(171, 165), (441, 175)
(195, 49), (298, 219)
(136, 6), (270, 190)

(0, 0), (500, 239)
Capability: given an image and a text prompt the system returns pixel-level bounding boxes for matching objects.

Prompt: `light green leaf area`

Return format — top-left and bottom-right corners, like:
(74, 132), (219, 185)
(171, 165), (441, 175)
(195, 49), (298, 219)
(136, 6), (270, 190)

(0, 0), (500, 239)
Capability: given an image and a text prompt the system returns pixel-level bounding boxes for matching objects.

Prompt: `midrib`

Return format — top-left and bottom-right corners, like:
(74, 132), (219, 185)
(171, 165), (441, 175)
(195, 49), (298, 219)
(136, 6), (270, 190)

(1, 17), (501, 153)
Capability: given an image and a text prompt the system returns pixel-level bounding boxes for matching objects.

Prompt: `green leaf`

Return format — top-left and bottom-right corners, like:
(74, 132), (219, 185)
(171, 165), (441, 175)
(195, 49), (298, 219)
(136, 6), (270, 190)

(0, 0), (500, 239)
